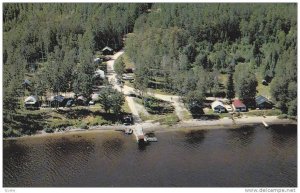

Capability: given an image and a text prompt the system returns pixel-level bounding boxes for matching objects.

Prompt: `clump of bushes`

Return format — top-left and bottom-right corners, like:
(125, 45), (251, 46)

(3, 128), (22, 137)
(278, 114), (297, 120)
(144, 97), (174, 114)
(246, 109), (282, 116)
(80, 122), (89, 130)
(84, 116), (112, 126)
(48, 119), (71, 130)
(44, 127), (55, 133)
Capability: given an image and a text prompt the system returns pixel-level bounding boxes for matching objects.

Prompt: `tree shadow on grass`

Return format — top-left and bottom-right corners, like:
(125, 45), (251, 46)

(7, 113), (46, 135)
(190, 108), (220, 120)
(56, 109), (92, 119)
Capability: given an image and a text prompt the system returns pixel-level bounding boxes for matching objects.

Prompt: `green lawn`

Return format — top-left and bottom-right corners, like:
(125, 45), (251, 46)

(4, 103), (130, 137)
(205, 109), (231, 118)
(134, 97), (179, 125)
(122, 54), (135, 69)
(140, 112), (180, 126)
(255, 72), (271, 98)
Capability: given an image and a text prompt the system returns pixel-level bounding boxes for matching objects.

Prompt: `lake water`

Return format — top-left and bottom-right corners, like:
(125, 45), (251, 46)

(3, 124), (297, 187)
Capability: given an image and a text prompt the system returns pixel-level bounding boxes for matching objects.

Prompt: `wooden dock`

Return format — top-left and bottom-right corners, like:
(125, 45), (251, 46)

(262, 120), (269, 128)
(133, 125), (147, 143)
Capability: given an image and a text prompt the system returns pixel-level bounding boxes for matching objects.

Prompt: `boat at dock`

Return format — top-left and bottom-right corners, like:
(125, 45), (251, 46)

(145, 136), (158, 142)
(134, 125), (147, 144)
(124, 128), (133, 135)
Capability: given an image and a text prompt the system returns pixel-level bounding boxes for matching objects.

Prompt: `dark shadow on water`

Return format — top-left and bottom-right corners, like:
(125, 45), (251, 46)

(3, 140), (29, 162)
(184, 130), (206, 145)
(50, 137), (95, 155)
(102, 138), (124, 156)
(270, 124), (297, 147)
(270, 124), (297, 135)
(138, 141), (150, 151)
(3, 140), (31, 187)
(226, 125), (256, 147)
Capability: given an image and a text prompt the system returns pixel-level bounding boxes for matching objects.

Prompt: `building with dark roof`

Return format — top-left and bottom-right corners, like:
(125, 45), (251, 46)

(255, 95), (273, 109)
(102, 46), (114, 55)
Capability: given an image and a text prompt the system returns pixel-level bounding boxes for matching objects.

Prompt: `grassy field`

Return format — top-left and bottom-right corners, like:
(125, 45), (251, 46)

(255, 72), (271, 98)
(205, 109), (231, 118)
(134, 97), (180, 125)
(4, 101), (132, 137)
(140, 112), (180, 126)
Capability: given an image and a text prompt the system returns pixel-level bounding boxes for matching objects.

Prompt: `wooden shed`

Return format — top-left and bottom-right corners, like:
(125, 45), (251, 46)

(102, 46), (114, 55)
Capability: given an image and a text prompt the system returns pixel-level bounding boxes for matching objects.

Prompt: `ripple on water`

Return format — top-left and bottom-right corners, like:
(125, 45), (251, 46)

(3, 125), (297, 187)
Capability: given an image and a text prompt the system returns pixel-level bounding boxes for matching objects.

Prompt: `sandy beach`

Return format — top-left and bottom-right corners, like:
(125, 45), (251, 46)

(4, 115), (296, 140)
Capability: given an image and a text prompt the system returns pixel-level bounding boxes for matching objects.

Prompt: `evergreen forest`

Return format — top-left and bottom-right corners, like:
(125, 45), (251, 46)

(3, 3), (297, 136)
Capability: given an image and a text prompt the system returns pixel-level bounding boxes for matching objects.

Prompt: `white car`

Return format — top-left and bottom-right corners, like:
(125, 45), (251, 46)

(225, 105), (233, 112)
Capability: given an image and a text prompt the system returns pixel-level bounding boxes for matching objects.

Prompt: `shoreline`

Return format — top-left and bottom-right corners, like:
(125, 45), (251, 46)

(3, 116), (296, 140)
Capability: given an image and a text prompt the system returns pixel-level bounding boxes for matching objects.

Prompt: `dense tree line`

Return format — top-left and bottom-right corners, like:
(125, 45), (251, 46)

(3, 3), (297, 123)
(3, 3), (149, 130)
(125, 3), (297, 115)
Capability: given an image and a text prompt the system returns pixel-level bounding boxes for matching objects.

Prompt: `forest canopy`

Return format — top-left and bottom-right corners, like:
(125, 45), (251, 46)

(3, 3), (297, 121)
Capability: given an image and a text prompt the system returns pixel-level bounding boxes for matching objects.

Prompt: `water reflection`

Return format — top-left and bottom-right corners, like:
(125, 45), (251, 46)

(50, 137), (95, 155)
(4, 140), (29, 161)
(185, 130), (206, 145)
(3, 140), (30, 186)
(102, 138), (124, 158)
(226, 125), (255, 146)
(138, 141), (150, 151)
(3, 124), (297, 187)
(270, 124), (297, 148)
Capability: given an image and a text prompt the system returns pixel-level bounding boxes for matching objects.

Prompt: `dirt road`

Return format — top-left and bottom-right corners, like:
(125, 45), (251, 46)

(106, 51), (145, 123)
(107, 50), (190, 122)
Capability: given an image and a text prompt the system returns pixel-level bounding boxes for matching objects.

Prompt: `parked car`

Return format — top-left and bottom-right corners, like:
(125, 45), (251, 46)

(123, 114), (133, 125)
(65, 99), (74, 107)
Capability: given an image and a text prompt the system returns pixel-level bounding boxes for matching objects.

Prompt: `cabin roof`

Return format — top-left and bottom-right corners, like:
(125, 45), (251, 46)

(255, 95), (271, 105)
(232, 99), (246, 108)
(211, 101), (225, 109)
(24, 95), (38, 104)
(102, 46), (113, 52)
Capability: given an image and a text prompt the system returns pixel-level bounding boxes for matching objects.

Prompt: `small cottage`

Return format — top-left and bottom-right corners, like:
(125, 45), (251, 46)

(102, 46), (114, 55)
(211, 101), (226, 113)
(24, 95), (39, 109)
(232, 99), (247, 112)
(22, 79), (31, 90)
(49, 95), (64, 107)
(255, 95), (273, 109)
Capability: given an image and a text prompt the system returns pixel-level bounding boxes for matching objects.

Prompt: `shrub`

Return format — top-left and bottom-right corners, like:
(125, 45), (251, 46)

(3, 128), (22, 137)
(80, 122), (89, 130)
(278, 114), (288, 119)
(44, 127), (54, 133)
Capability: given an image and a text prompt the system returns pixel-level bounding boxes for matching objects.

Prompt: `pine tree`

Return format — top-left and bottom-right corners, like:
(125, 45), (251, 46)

(226, 73), (235, 101)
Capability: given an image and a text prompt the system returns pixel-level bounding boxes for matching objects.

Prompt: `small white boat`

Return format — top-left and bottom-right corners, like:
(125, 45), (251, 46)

(146, 137), (158, 142)
(125, 128), (133, 135)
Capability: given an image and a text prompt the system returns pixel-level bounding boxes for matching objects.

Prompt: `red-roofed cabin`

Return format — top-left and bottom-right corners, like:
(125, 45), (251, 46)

(232, 99), (247, 112)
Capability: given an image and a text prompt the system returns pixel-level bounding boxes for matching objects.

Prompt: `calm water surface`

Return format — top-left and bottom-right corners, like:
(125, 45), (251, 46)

(3, 124), (297, 187)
